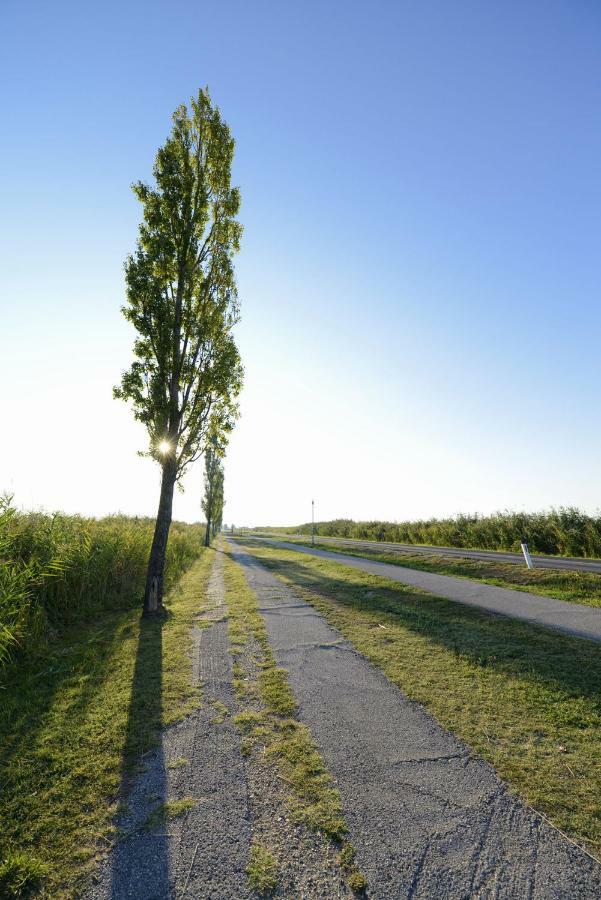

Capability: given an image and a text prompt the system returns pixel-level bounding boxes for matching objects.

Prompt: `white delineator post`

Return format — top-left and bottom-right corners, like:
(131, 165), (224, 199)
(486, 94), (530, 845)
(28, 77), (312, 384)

(521, 541), (535, 569)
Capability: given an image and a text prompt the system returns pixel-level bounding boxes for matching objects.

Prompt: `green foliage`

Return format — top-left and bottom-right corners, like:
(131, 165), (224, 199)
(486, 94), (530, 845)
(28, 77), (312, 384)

(246, 843), (279, 895)
(0, 498), (203, 673)
(114, 87), (243, 477)
(0, 852), (49, 898)
(347, 870), (368, 893)
(0, 553), (213, 897)
(143, 797), (196, 831)
(202, 444), (225, 543)
(284, 508), (601, 557)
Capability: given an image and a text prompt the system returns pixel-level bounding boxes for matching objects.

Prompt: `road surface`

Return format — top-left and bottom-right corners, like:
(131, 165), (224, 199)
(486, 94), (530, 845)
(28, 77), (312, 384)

(246, 537), (601, 643)
(252, 532), (601, 575)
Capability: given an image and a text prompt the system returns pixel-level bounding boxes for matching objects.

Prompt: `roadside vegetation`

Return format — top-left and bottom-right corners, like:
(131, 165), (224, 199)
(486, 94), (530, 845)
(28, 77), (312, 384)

(264, 508), (601, 557)
(277, 535), (601, 609)
(221, 547), (367, 894)
(0, 543), (213, 898)
(0, 496), (204, 673)
(238, 538), (601, 859)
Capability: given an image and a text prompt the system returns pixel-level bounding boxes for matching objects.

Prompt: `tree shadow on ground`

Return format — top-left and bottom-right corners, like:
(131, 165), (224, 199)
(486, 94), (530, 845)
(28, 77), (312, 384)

(107, 610), (170, 898)
(0, 609), (134, 843)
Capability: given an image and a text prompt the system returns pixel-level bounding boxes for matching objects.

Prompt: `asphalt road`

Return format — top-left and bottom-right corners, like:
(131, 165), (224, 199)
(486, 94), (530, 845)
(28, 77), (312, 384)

(247, 537), (601, 643)
(253, 532), (601, 574)
(229, 541), (601, 899)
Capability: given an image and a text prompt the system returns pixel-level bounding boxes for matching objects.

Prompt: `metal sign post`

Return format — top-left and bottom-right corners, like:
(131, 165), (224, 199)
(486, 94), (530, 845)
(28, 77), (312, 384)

(311, 499), (315, 547)
(521, 541), (535, 569)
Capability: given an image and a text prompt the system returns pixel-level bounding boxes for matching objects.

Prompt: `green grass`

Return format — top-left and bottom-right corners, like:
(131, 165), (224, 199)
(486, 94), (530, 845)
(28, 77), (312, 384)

(0, 853), (49, 899)
(210, 699), (229, 724)
(143, 797), (196, 831)
(237, 538), (601, 858)
(277, 536), (601, 608)
(166, 756), (189, 769)
(246, 843), (279, 895)
(0, 497), (205, 670)
(0, 549), (214, 898)
(221, 546), (367, 892)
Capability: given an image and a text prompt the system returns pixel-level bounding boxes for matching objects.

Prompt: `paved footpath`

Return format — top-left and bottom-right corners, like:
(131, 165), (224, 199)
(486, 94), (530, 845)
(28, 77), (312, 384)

(253, 538), (601, 643)
(229, 540), (601, 899)
(88, 556), (253, 900)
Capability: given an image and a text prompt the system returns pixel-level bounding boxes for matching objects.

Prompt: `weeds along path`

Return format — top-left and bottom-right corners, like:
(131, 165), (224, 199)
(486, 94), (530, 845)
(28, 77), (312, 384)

(227, 539), (601, 899)
(253, 539), (601, 643)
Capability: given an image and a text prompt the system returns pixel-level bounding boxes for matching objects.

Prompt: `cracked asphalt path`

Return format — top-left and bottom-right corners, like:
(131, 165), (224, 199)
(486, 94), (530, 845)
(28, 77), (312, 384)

(228, 540), (601, 899)
(252, 538), (601, 643)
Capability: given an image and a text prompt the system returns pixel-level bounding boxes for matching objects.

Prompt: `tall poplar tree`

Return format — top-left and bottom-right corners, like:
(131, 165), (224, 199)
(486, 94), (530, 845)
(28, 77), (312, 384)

(202, 447), (225, 546)
(115, 89), (243, 613)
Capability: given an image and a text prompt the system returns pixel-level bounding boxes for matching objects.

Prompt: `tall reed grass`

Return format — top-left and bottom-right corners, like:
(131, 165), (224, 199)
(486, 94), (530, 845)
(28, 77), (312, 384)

(0, 496), (203, 671)
(284, 509), (601, 558)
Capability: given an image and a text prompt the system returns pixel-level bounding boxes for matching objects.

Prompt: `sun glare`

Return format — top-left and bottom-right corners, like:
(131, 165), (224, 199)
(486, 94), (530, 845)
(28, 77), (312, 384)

(158, 439), (171, 455)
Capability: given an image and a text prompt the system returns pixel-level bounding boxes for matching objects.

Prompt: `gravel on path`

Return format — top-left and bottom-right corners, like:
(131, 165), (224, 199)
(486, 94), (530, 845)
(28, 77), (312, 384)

(251, 538), (601, 643)
(87, 552), (253, 900)
(229, 540), (601, 899)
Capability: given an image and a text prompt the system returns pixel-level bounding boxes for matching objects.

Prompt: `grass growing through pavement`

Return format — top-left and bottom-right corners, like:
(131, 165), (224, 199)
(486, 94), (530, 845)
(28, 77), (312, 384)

(238, 539), (601, 858)
(246, 843), (279, 895)
(275, 536), (601, 608)
(0, 549), (214, 898)
(143, 797), (196, 831)
(221, 547), (366, 893)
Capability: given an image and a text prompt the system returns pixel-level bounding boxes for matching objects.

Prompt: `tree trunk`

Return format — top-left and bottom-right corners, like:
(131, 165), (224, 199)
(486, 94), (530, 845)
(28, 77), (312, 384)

(144, 458), (177, 614)
(204, 516), (211, 547)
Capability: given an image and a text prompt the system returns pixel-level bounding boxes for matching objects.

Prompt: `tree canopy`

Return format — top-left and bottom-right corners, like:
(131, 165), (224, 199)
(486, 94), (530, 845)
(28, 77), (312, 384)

(202, 446), (225, 545)
(115, 88), (243, 478)
(114, 88), (243, 611)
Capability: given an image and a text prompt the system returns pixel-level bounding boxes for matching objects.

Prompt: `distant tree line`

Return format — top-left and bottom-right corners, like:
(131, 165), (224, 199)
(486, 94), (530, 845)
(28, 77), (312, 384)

(271, 509), (601, 557)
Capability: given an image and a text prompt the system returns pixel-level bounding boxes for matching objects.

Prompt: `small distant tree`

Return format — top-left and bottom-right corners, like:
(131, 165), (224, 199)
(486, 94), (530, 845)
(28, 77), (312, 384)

(114, 88), (243, 614)
(202, 446), (225, 546)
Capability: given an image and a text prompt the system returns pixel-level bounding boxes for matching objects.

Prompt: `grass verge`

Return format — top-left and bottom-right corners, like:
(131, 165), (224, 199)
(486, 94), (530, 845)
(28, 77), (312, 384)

(0, 548), (214, 898)
(237, 538), (601, 858)
(221, 547), (366, 893)
(268, 536), (601, 608)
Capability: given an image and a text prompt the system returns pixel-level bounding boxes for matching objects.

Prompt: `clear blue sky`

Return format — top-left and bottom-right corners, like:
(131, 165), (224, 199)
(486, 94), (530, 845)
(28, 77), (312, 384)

(1, 1), (600, 525)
